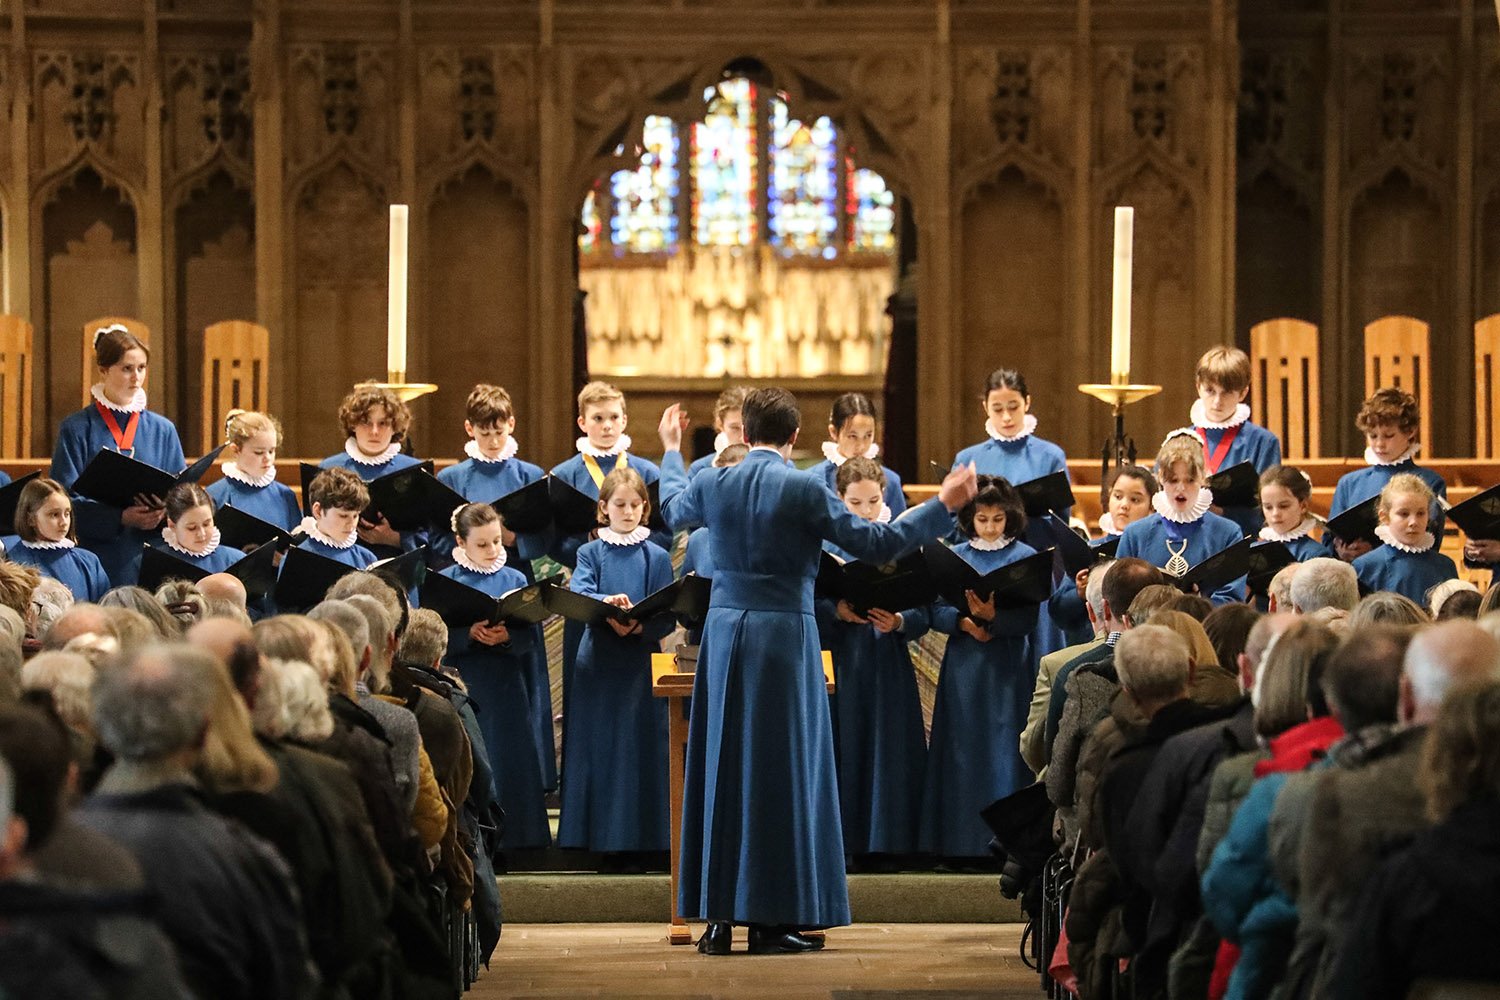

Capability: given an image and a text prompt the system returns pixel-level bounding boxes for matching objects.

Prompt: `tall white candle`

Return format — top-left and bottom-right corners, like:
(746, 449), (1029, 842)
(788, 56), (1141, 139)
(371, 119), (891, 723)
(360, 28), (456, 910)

(388, 204), (409, 378)
(1110, 206), (1134, 386)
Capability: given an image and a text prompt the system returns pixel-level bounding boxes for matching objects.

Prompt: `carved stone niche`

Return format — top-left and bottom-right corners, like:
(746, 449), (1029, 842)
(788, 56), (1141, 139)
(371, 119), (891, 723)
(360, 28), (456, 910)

(286, 44), (395, 175)
(955, 48), (1072, 174)
(33, 51), (145, 179)
(165, 53), (253, 183)
(1343, 47), (1452, 175)
(418, 48), (537, 167)
(1095, 45), (1206, 173)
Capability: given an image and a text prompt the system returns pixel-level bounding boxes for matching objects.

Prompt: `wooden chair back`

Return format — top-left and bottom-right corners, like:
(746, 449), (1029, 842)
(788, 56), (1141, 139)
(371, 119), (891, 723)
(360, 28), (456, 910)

(1364, 315), (1431, 438)
(1476, 314), (1500, 459)
(0, 317), (32, 458)
(202, 320), (270, 450)
(1250, 318), (1321, 459)
(82, 317), (151, 408)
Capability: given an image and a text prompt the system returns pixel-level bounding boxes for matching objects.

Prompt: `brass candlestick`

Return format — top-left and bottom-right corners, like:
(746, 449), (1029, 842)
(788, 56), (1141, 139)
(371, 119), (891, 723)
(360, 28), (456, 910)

(1079, 379), (1163, 476)
(372, 369), (438, 403)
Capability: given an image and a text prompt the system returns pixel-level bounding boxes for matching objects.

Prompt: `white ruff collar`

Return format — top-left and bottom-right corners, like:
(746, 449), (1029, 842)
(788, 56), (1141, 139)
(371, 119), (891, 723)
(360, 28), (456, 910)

(713, 431), (731, 454)
(162, 525), (221, 558)
(599, 525), (650, 546)
(820, 440), (880, 465)
(1152, 488), (1215, 524)
(968, 535), (1015, 552)
(1191, 400), (1251, 431)
(876, 504), (892, 524)
(1375, 524), (1435, 554)
(453, 545), (507, 573)
(1365, 442), (1421, 467)
(985, 413), (1038, 442)
(298, 516), (357, 550)
(90, 384), (147, 414)
(1259, 517), (1318, 543)
(22, 537), (75, 551)
(1098, 511), (1123, 536)
(345, 439), (401, 466)
(221, 461), (277, 488)
(577, 435), (632, 458)
(466, 438), (518, 464)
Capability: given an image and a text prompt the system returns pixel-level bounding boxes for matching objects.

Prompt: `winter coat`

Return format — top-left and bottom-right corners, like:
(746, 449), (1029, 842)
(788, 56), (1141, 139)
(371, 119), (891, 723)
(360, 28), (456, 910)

(1048, 655), (1122, 830)
(1022, 636), (1103, 776)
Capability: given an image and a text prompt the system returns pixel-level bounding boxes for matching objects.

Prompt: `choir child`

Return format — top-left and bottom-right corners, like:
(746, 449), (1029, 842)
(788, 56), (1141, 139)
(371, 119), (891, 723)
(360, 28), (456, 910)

(687, 387), (748, 479)
(818, 457), (926, 862)
(557, 467), (675, 862)
(1353, 474), (1457, 606)
(295, 468), (378, 569)
(1116, 431), (1246, 605)
(1326, 387), (1447, 562)
(439, 502), (550, 849)
(6, 478), (109, 601)
(1187, 346), (1283, 534)
(919, 476), (1040, 860)
(206, 409), (302, 531)
(319, 382), (425, 559)
(810, 393), (906, 518)
(952, 368), (1072, 657)
(51, 324), (185, 585)
(435, 384), (555, 792)
(154, 484), (244, 574)
(1257, 466), (1324, 561)
(1048, 464), (1157, 642)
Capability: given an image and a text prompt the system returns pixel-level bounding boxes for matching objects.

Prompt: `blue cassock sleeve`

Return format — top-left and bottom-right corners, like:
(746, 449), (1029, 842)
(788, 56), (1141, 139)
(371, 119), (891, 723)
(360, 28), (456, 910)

(658, 451), (705, 532)
(570, 545), (603, 598)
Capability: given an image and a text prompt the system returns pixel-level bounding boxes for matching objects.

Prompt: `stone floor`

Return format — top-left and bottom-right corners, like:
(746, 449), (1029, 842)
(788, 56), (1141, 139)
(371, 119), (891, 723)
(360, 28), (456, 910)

(476, 922), (1041, 999)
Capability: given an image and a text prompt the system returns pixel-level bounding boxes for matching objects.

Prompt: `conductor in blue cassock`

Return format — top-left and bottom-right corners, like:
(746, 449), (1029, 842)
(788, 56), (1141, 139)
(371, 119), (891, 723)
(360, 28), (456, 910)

(656, 388), (978, 956)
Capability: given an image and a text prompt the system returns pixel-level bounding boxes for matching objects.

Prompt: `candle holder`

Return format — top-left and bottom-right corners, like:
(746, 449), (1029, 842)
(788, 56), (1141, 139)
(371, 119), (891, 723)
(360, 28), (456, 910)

(1078, 380), (1163, 476)
(372, 369), (438, 403)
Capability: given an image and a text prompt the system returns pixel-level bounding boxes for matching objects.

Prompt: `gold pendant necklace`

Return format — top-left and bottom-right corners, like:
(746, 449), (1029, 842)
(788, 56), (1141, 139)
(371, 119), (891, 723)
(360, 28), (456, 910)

(1165, 538), (1190, 577)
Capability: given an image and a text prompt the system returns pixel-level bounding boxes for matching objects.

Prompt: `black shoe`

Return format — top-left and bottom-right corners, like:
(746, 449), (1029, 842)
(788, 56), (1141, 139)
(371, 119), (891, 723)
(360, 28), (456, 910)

(747, 924), (824, 954)
(697, 921), (732, 956)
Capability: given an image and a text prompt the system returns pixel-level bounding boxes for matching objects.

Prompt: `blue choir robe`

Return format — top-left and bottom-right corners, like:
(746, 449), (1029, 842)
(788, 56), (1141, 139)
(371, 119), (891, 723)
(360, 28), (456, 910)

(918, 540), (1040, 857)
(440, 562), (551, 849)
(1116, 511), (1247, 605)
(436, 454), (555, 791)
(51, 406), (186, 586)
(816, 543), (927, 857)
(557, 537), (676, 853)
(1277, 532), (1328, 564)
(681, 527), (718, 644)
(1353, 544), (1457, 607)
(205, 476), (302, 532)
(7, 543), (110, 602)
(1046, 534), (1118, 646)
(658, 447), (957, 928)
(318, 448), (427, 560)
(1326, 461), (1448, 553)
(952, 432), (1072, 659)
(150, 539), (245, 576)
(0, 472), (10, 487)
(289, 535), (378, 570)
(1195, 420), (1282, 535)
(808, 460), (908, 518)
(687, 452), (717, 479)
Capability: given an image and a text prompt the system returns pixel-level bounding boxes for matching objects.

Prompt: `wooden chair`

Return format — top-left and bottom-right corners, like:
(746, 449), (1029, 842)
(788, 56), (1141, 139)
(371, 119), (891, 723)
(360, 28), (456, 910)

(201, 320), (270, 450)
(1364, 316), (1431, 438)
(82, 317), (151, 408)
(1250, 318), (1321, 459)
(0, 317), (32, 458)
(1476, 314), (1500, 459)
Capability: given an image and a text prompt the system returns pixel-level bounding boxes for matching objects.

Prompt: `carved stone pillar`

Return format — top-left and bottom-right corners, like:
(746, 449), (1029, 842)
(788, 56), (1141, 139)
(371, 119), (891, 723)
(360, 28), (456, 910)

(6, 16), (31, 325)
(138, 0), (168, 416)
(252, 0), (287, 428)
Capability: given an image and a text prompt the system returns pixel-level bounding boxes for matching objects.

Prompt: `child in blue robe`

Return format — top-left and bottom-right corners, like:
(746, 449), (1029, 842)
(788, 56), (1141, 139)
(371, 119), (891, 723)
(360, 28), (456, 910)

(817, 458), (927, 861)
(1257, 465), (1326, 562)
(1353, 474), (1457, 606)
(557, 467), (675, 858)
(919, 476), (1040, 859)
(1186, 346), (1283, 535)
(206, 409), (302, 531)
(952, 368), (1072, 659)
(6, 478), (109, 601)
(291, 468), (378, 570)
(439, 502), (550, 849)
(436, 384), (555, 790)
(687, 387), (747, 480)
(152, 484), (244, 575)
(1117, 431), (1247, 605)
(809, 393), (907, 518)
(1048, 465), (1157, 643)
(50, 325), (185, 586)
(319, 383), (426, 560)
(1327, 388), (1447, 562)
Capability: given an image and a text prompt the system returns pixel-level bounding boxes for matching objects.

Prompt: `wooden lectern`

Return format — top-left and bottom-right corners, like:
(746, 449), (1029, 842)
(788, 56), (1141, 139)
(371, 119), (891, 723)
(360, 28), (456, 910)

(652, 646), (835, 946)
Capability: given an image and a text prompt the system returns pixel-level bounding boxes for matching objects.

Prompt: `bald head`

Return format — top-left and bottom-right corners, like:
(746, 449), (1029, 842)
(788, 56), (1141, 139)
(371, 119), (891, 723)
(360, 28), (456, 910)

(197, 574), (248, 610)
(1402, 621), (1500, 725)
(41, 604), (112, 651)
(186, 617), (261, 704)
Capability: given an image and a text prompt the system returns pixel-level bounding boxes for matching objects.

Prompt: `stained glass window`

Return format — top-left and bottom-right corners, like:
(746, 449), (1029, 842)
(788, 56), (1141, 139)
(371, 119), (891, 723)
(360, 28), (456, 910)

(579, 188), (601, 254)
(692, 78), (757, 247)
(848, 166), (896, 252)
(769, 98), (839, 257)
(607, 115), (679, 253)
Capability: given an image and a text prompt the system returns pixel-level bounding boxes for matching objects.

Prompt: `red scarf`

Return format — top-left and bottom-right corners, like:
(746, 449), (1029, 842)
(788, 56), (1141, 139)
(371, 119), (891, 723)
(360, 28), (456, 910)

(1196, 424), (1241, 475)
(94, 400), (140, 454)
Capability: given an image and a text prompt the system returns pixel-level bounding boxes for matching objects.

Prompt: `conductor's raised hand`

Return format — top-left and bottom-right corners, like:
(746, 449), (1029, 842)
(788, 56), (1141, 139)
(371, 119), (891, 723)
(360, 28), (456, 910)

(938, 462), (979, 513)
(658, 404), (690, 453)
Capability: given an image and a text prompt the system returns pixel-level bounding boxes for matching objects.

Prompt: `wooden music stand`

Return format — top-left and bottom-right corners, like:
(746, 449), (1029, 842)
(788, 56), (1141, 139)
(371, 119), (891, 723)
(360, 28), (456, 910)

(1364, 315), (1431, 438)
(202, 320), (270, 452)
(0, 317), (33, 458)
(82, 317), (150, 408)
(1250, 318), (1321, 460)
(652, 646), (835, 947)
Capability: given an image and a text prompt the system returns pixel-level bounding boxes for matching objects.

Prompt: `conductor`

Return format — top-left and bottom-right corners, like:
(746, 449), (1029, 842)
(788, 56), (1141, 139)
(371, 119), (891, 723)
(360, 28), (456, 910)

(657, 388), (978, 955)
